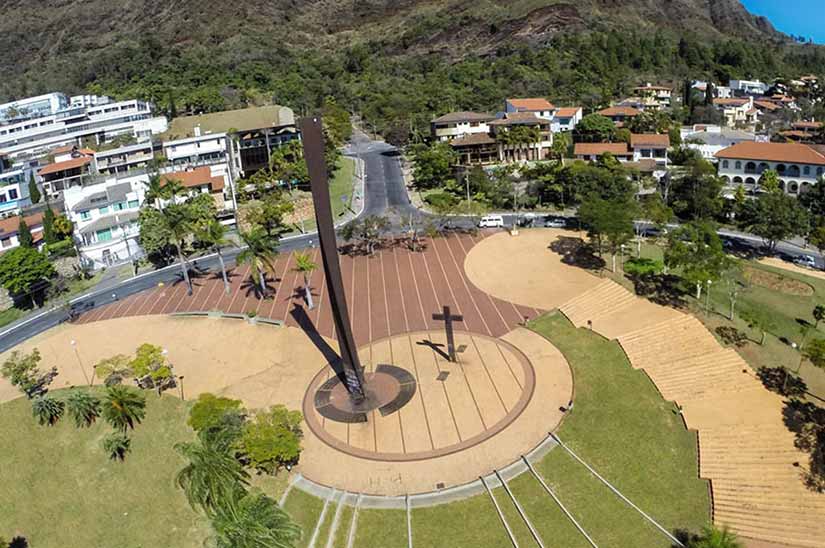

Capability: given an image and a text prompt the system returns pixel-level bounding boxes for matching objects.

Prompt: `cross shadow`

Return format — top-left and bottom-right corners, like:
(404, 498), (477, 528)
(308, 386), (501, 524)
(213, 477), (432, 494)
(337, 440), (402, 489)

(417, 339), (450, 361)
(290, 305), (345, 379)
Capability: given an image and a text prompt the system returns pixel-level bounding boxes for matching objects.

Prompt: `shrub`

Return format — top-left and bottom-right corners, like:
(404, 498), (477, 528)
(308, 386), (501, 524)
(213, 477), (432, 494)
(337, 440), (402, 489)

(66, 390), (101, 428)
(715, 326), (749, 348)
(624, 257), (664, 277)
(130, 343), (174, 391)
(1, 349), (57, 398)
(239, 405), (303, 474)
(93, 354), (133, 386)
(188, 393), (245, 433)
(102, 385), (146, 432)
(31, 395), (64, 426)
(424, 190), (457, 211)
(45, 239), (76, 259)
(102, 432), (131, 461)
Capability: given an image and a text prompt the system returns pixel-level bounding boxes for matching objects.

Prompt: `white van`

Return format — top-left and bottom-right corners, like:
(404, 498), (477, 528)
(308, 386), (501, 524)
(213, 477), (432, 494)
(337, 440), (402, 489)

(478, 215), (505, 228)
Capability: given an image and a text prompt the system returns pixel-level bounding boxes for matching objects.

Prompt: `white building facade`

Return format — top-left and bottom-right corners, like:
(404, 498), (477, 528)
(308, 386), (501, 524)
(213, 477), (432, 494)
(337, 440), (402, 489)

(716, 142), (825, 195)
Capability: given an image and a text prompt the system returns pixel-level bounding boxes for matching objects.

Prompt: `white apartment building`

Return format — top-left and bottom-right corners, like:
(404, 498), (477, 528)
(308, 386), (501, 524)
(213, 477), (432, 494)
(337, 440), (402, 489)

(0, 166), (33, 216)
(0, 93), (69, 122)
(70, 94), (111, 109)
(94, 142), (157, 175)
(430, 112), (495, 142)
(681, 126), (757, 161)
(163, 131), (229, 166)
(0, 99), (167, 160)
(716, 142), (825, 195)
(64, 178), (145, 268)
(730, 79), (770, 95)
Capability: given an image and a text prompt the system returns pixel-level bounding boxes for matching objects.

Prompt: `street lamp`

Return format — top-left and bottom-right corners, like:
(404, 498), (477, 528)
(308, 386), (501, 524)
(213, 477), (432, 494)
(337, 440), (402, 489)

(705, 280), (712, 315)
(70, 340), (91, 386)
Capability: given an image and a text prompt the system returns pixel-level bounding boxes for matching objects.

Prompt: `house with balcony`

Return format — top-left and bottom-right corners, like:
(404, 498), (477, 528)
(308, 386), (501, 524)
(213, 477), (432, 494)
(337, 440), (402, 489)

(160, 165), (232, 212)
(630, 134), (670, 167)
(633, 84), (672, 109)
(488, 112), (554, 163)
(430, 112), (495, 142)
(597, 106), (642, 127)
(504, 98), (556, 121)
(551, 107), (583, 132)
(730, 79), (770, 96)
(164, 105), (298, 180)
(38, 149), (95, 197)
(573, 143), (633, 162)
(163, 131), (229, 166)
(0, 165), (33, 216)
(94, 142), (157, 175)
(713, 97), (760, 128)
(716, 142), (825, 195)
(449, 134), (499, 166)
(64, 179), (144, 268)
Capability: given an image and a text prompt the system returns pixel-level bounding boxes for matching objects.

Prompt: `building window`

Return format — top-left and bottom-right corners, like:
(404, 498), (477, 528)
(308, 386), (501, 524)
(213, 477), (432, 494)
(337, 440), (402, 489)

(804, 166), (811, 176)
(8, 189), (17, 200)
(99, 206), (109, 214)
(818, 167), (824, 177)
(96, 228), (112, 242)
(113, 202), (126, 211)
(80, 210), (91, 221)
(128, 199), (139, 208)
(722, 160), (729, 169)
(1, 238), (10, 248)
(735, 161), (741, 170)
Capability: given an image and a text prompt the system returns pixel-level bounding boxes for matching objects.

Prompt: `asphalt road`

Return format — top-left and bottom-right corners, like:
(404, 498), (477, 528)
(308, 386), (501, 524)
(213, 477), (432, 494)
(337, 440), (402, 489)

(0, 135), (822, 351)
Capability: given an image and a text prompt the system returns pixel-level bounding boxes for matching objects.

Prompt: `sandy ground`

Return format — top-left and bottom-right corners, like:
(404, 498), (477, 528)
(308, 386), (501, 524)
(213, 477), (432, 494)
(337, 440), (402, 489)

(463, 228), (603, 311)
(758, 257), (825, 281)
(1, 316), (571, 496)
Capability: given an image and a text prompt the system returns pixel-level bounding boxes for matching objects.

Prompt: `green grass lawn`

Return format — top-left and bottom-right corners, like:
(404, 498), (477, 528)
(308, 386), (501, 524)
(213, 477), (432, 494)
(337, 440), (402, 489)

(0, 307), (23, 329)
(331, 504), (354, 548)
(354, 509), (407, 548)
(282, 488), (325, 548)
(411, 495), (511, 548)
(0, 390), (208, 547)
(528, 313), (710, 544)
(329, 157), (356, 219)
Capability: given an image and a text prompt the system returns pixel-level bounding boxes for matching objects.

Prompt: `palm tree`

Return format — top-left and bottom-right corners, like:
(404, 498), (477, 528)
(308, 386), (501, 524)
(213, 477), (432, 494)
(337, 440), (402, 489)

(31, 395), (64, 426)
(144, 174), (165, 209)
(175, 433), (250, 514)
(101, 385), (146, 433)
(237, 228), (278, 297)
(196, 220), (233, 295)
(163, 204), (194, 295)
(814, 304), (825, 330)
(102, 432), (131, 461)
(689, 525), (743, 548)
(293, 252), (318, 309)
(66, 390), (101, 427)
(209, 491), (301, 548)
(163, 177), (186, 206)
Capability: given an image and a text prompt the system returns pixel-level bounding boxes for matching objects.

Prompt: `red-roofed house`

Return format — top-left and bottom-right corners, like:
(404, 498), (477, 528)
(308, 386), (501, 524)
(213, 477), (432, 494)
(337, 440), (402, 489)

(630, 134), (670, 166)
(633, 83), (673, 109)
(0, 211), (51, 253)
(38, 152), (94, 196)
(505, 98), (556, 121)
(161, 165), (231, 210)
(716, 142), (825, 195)
(597, 106), (642, 127)
(713, 97), (759, 128)
(551, 107), (583, 132)
(573, 143), (633, 162)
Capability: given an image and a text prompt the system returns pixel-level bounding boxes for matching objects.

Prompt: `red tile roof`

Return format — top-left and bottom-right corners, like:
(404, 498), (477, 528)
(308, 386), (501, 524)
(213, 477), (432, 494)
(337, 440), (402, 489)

(0, 210), (52, 238)
(753, 100), (780, 111)
(161, 166), (225, 192)
(716, 142), (825, 165)
(574, 143), (631, 156)
(507, 98), (555, 112)
(450, 134), (496, 147)
(597, 106), (641, 117)
(630, 134), (670, 148)
(38, 156), (93, 176)
(634, 84), (672, 92)
(713, 98), (749, 107)
(555, 107), (582, 118)
(793, 121), (822, 130)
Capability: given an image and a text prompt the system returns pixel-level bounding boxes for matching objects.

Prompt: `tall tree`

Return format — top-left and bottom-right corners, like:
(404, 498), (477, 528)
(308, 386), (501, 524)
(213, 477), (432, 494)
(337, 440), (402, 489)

(738, 188), (809, 252)
(163, 204), (195, 295)
(101, 385), (147, 433)
(237, 228), (278, 297)
(580, 194), (636, 271)
(196, 220), (232, 295)
(293, 252), (317, 309)
(0, 246), (55, 308)
(175, 431), (250, 514)
(209, 491), (301, 548)
(42, 207), (57, 245)
(665, 221), (731, 299)
(16, 218), (33, 249)
(410, 142), (457, 190)
(573, 114), (616, 143)
(27, 173), (41, 204)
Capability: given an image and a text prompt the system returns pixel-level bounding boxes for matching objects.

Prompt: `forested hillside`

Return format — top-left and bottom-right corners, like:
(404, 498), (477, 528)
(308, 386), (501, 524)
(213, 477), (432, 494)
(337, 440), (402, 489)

(1, 0), (823, 139)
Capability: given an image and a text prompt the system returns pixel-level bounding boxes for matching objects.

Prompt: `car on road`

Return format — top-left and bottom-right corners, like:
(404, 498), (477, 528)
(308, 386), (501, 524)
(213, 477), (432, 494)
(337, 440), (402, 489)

(544, 217), (566, 228)
(795, 255), (817, 269)
(478, 215), (505, 228)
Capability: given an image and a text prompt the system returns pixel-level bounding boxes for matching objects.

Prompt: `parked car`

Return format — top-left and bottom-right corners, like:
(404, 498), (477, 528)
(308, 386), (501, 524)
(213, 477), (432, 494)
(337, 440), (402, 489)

(544, 217), (566, 228)
(478, 215), (505, 228)
(795, 255), (817, 269)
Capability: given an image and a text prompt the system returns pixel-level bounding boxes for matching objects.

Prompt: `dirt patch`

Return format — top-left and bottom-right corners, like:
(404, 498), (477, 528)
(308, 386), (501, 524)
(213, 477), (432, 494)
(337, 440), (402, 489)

(744, 266), (814, 296)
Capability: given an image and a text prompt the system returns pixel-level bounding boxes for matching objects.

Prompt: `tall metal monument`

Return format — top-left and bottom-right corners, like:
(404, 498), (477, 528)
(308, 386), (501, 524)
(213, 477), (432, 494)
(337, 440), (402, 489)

(300, 116), (366, 401)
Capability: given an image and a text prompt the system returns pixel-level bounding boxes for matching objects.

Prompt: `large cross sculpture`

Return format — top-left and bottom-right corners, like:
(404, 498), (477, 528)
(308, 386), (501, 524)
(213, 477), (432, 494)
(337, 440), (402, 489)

(301, 116), (366, 402)
(433, 305), (464, 363)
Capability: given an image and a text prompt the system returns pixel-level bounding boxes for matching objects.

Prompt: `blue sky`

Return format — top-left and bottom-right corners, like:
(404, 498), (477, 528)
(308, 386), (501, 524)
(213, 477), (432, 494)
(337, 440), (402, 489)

(741, 0), (825, 43)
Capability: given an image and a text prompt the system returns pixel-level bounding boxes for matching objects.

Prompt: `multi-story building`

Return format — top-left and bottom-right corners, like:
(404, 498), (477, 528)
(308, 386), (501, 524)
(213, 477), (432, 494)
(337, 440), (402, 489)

(504, 98), (556, 121)
(64, 178), (145, 268)
(0, 93), (69, 123)
(38, 148), (96, 196)
(573, 143), (633, 162)
(597, 106), (642, 127)
(730, 79), (770, 96)
(716, 142), (825, 195)
(0, 99), (167, 160)
(713, 97), (759, 128)
(681, 126), (757, 161)
(488, 112), (554, 162)
(630, 134), (670, 167)
(551, 107), (583, 133)
(633, 84), (673, 109)
(69, 95), (111, 109)
(160, 165), (233, 213)
(94, 142), (157, 175)
(163, 131), (230, 166)
(430, 112), (495, 142)
(164, 105), (297, 180)
(0, 164), (33, 216)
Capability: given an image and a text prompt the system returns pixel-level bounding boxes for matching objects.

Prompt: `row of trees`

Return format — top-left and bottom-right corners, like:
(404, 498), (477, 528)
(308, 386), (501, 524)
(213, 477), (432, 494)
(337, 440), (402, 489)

(176, 393), (303, 547)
